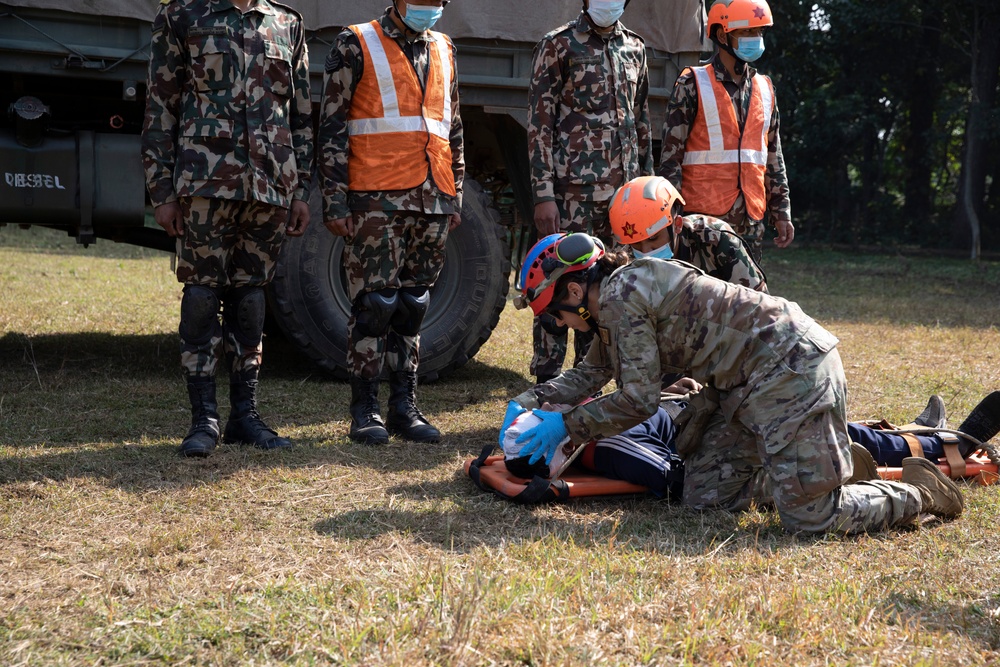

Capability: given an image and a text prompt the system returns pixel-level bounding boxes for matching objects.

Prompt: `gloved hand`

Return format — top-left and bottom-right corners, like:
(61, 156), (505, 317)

(515, 409), (568, 465)
(498, 400), (527, 446)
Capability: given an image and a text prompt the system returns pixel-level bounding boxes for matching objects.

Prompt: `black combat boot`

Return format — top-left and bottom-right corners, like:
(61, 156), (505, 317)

(957, 391), (1000, 457)
(386, 370), (441, 443)
(180, 376), (220, 458)
(349, 376), (388, 444)
(223, 370), (291, 450)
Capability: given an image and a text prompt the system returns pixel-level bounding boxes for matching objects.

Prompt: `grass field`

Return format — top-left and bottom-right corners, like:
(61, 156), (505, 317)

(3, 226), (1000, 666)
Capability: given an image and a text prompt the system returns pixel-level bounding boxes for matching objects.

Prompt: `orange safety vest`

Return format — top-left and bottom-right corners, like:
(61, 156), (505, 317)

(346, 21), (457, 196)
(680, 65), (774, 220)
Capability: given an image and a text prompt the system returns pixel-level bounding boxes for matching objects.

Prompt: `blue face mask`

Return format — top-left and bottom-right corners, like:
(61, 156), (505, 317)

(401, 4), (443, 33)
(587, 0), (626, 28)
(632, 243), (674, 261)
(734, 36), (765, 62)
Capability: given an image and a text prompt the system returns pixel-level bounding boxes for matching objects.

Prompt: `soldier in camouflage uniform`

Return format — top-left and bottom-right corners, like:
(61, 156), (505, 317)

(318, 0), (463, 445)
(141, 0), (313, 457)
(505, 233), (964, 533)
(658, 0), (792, 262)
(609, 176), (766, 292)
(526, 0), (653, 384)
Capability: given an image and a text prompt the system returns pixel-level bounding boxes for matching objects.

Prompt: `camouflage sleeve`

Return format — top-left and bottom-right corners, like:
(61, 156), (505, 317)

(536, 337), (615, 407)
(765, 84), (791, 229)
(510, 338), (611, 411)
(716, 231), (768, 292)
(448, 39), (465, 209)
(656, 69), (697, 191)
(290, 18), (314, 202)
(526, 36), (562, 204)
(561, 296), (662, 444)
(317, 29), (362, 221)
(635, 47), (654, 176)
(141, 6), (184, 207)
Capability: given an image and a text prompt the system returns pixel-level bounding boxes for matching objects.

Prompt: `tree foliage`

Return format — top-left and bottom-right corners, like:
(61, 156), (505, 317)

(763, 0), (1000, 253)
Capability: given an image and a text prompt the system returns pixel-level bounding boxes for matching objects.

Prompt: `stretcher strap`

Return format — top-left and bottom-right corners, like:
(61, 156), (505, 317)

(943, 443), (967, 478)
(467, 444), (570, 504)
(900, 433), (924, 459)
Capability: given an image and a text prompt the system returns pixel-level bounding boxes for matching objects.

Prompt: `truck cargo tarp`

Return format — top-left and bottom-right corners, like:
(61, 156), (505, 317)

(1, 0), (708, 53)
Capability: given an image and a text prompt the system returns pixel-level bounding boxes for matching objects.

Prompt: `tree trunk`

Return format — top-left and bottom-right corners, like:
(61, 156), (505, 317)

(954, 1), (1000, 258)
(902, 6), (942, 230)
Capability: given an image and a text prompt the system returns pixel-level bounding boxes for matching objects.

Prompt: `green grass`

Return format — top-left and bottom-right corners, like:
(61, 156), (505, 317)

(3, 226), (1000, 665)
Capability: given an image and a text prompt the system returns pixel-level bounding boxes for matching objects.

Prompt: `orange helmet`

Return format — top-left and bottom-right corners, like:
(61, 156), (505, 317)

(706, 0), (774, 40)
(609, 176), (685, 245)
(514, 233), (605, 316)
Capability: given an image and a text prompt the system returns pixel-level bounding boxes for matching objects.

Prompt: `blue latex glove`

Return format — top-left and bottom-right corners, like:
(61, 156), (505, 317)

(514, 409), (568, 465)
(498, 400), (527, 446)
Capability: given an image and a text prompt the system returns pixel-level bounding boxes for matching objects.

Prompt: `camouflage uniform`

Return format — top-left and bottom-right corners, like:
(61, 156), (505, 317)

(658, 53), (791, 262)
(674, 214), (767, 292)
(527, 11), (653, 379)
(141, 0), (313, 379)
(515, 259), (925, 534)
(318, 9), (464, 380)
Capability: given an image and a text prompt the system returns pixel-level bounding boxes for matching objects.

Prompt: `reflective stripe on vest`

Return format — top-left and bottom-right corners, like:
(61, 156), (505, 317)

(345, 21), (457, 195)
(680, 66), (773, 219)
(346, 23), (452, 141)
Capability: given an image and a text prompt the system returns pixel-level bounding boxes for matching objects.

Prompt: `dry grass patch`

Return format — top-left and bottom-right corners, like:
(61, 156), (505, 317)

(3, 230), (1000, 665)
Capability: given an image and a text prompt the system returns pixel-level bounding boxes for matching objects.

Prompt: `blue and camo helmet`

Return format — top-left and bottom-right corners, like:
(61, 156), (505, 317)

(514, 233), (605, 316)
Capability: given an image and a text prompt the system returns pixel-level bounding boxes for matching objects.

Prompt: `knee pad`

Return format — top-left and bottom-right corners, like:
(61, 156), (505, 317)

(223, 286), (266, 347)
(179, 285), (222, 345)
(353, 288), (398, 338)
(391, 286), (430, 336)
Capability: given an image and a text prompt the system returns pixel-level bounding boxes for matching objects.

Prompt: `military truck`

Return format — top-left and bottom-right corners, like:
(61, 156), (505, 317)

(0, 0), (704, 380)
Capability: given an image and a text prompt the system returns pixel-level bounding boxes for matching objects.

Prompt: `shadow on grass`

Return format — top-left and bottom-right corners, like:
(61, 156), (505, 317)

(312, 461), (803, 556)
(311, 494), (793, 557)
(883, 593), (1000, 652)
(0, 330), (530, 386)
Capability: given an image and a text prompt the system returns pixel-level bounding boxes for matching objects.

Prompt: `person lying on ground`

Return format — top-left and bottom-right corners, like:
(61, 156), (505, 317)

(502, 390), (1000, 502)
(505, 231), (968, 534)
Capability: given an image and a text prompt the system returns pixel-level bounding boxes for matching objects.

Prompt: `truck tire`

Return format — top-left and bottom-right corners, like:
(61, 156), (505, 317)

(267, 179), (510, 382)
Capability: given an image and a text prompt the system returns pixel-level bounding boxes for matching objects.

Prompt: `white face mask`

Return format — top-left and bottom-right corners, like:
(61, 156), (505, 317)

(587, 0), (626, 28)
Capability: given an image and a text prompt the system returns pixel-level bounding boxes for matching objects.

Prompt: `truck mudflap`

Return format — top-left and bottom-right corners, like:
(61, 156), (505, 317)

(0, 128), (145, 241)
(267, 178), (511, 382)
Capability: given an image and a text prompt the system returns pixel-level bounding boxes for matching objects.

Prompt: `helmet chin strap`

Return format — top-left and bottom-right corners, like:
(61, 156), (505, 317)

(713, 32), (748, 75)
(549, 271), (600, 328)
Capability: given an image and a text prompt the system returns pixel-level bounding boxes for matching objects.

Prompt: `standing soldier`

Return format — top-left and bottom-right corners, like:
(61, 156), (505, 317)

(526, 0), (653, 385)
(142, 0), (314, 457)
(658, 0), (793, 262)
(319, 0), (463, 445)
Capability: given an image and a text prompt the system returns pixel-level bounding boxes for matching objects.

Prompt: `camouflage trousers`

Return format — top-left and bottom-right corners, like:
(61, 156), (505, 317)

(176, 196), (288, 288)
(682, 338), (923, 534)
(345, 209), (449, 379)
(531, 196), (611, 378)
(710, 193), (765, 263)
(176, 197), (286, 378)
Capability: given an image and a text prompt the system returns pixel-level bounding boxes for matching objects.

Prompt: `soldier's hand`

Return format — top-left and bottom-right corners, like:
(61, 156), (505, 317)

(449, 212), (462, 230)
(154, 202), (184, 237)
(534, 201), (560, 237)
(325, 216), (354, 237)
(774, 219), (795, 248)
(664, 377), (703, 395)
(287, 200), (310, 237)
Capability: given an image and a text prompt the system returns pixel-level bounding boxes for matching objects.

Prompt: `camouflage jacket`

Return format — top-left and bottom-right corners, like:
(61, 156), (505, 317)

(527, 12), (653, 205)
(675, 215), (767, 292)
(657, 53), (791, 228)
(318, 9), (465, 221)
(142, 0), (313, 208)
(516, 259), (836, 445)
